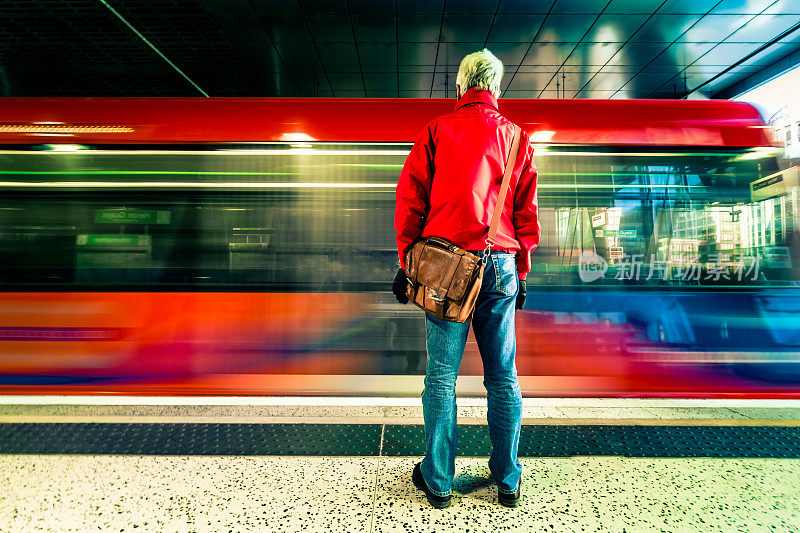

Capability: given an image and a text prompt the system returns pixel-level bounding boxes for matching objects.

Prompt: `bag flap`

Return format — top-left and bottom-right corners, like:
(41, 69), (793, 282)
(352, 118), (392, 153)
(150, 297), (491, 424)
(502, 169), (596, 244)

(408, 239), (481, 300)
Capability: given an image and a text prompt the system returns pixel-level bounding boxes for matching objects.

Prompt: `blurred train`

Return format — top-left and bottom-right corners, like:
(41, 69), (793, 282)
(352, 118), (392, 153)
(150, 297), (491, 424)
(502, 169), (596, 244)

(1, 97), (799, 397)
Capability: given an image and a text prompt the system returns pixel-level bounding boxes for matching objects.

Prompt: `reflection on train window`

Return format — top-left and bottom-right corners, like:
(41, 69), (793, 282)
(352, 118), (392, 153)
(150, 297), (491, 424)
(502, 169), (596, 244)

(0, 144), (794, 289)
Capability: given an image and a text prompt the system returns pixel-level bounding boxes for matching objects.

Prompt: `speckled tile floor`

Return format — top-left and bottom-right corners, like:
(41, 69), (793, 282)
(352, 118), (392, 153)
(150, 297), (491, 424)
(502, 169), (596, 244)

(2, 454), (800, 532)
(0, 456), (376, 532)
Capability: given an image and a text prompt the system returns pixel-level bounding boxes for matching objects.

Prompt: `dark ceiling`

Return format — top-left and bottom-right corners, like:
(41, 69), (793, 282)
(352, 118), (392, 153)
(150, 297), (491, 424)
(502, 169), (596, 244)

(1, 0), (799, 99)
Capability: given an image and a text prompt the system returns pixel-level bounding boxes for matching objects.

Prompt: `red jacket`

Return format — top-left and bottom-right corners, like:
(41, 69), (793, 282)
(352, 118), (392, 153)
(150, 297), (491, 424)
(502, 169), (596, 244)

(394, 88), (540, 280)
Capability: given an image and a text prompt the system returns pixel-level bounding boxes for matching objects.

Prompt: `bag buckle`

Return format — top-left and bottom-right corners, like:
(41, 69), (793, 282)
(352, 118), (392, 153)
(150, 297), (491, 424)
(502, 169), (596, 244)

(482, 242), (491, 263)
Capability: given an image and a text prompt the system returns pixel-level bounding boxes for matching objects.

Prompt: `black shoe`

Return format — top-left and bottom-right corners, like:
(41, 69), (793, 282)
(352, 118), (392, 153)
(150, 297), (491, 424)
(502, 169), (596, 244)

(498, 481), (521, 508)
(412, 463), (452, 509)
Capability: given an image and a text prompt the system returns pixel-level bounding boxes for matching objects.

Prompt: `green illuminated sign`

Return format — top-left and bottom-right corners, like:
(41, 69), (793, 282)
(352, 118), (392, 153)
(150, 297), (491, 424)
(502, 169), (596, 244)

(76, 234), (151, 246)
(596, 229), (637, 238)
(595, 229), (617, 237)
(94, 209), (170, 224)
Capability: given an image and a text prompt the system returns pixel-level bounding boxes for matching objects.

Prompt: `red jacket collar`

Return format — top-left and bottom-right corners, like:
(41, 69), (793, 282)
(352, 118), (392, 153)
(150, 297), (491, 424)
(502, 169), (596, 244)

(455, 87), (499, 112)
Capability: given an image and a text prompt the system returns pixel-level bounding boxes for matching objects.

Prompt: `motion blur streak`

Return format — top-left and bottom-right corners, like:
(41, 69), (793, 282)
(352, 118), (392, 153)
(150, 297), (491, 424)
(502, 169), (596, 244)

(0, 98), (798, 397)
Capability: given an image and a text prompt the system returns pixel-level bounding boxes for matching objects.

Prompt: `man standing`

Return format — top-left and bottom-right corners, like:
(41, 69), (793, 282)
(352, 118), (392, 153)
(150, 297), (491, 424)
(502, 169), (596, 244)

(392, 49), (540, 508)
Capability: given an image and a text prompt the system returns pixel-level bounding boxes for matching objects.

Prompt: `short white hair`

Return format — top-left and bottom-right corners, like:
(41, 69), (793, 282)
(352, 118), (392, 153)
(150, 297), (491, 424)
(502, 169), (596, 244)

(456, 49), (504, 98)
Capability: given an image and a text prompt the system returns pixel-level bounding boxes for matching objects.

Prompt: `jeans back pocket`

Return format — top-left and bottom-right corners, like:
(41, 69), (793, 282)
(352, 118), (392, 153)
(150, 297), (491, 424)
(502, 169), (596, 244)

(492, 254), (518, 296)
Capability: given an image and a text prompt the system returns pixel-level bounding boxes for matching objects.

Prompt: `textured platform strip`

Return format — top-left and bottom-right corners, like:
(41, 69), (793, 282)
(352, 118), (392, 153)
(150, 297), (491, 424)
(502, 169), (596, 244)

(0, 423), (381, 456)
(383, 425), (800, 458)
(3, 423), (800, 457)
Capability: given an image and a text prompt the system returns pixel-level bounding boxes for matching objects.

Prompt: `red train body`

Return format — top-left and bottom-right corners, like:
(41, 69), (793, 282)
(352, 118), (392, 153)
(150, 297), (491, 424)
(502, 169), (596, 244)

(0, 98), (796, 397)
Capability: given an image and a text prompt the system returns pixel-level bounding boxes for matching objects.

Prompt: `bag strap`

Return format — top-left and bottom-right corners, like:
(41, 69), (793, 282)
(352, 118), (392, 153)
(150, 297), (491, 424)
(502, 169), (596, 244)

(486, 124), (521, 247)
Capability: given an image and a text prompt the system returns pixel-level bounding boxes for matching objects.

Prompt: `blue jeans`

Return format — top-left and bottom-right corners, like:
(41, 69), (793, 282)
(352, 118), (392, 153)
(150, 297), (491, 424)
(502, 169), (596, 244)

(419, 251), (523, 496)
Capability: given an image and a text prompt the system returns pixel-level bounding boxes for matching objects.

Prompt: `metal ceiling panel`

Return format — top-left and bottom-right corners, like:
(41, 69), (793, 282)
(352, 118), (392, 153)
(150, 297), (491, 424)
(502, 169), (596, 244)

(659, 0), (722, 14)
(523, 42), (581, 66)
(0, 0), (196, 96)
(550, 0), (612, 13)
(726, 14), (800, 42)
(497, 0), (553, 14)
(348, 0), (396, 14)
(686, 64), (757, 74)
(444, 0), (498, 14)
(316, 42), (360, 68)
(399, 72), (433, 91)
(620, 67), (676, 94)
(485, 15), (543, 42)
(263, 14), (310, 42)
(352, 14), (397, 43)
(691, 42), (768, 66)
(435, 42), (486, 67)
(584, 14), (653, 41)
(1, 0), (799, 99)
(615, 42), (671, 66)
(740, 40), (800, 66)
(398, 0), (445, 14)
(517, 64), (590, 72)
(764, 2), (800, 14)
(363, 72), (399, 93)
(483, 42), (533, 65)
(305, 13), (354, 42)
(541, 72), (584, 93)
(579, 69), (636, 91)
(399, 64), (438, 73)
(249, 0), (302, 15)
(628, 14), (704, 42)
(441, 14), (493, 41)
(295, 0), (345, 14)
(585, 65), (642, 73)
(564, 42), (623, 66)
(327, 71), (365, 93)
(535, 15), (600, 42)
(605, 0), (666, 14)
(398, 43), (439, 66)
(711, 0), (777, 15)
(583, 90), (618, 97)
(666, 41), (719, 65)
(682, 71), (714, 89)
(678, 14), (753, 42)
(398, 13), (443, 42)
(431, 71), (460, 96)
(636, 69), (687, 86)
(504, 71), (558, 91)
(357, 43), (398, 68)
(273, 42), (322, 70)
(335, 90), (366, 96)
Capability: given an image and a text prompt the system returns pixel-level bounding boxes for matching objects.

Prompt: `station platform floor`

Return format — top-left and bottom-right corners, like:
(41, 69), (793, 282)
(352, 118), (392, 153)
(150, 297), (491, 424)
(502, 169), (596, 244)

(2, 396), (800, 532)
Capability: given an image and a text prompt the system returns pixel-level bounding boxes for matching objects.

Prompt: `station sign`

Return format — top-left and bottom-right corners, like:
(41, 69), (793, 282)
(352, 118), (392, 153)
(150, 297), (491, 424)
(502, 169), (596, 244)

(591, 212), (606, 227)
(94, 209), (171, 224)
(609, 247), (624, 259)
(750, 167), (798, 201)
(595, 229), (618, 237)
(596, 229), (634, 238)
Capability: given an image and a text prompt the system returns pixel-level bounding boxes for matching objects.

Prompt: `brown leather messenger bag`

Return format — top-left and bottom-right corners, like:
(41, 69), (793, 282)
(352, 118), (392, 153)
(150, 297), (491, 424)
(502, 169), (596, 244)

(404, 124), (521, 322)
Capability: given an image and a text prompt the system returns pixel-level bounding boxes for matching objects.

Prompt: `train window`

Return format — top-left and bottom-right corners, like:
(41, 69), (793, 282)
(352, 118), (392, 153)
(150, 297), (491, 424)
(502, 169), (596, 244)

(0, 143), (792, 290)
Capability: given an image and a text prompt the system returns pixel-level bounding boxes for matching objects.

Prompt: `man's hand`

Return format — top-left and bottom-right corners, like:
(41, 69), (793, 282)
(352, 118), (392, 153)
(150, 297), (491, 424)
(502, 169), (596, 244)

(515, 279), (526, 310)
(393, 268), (410, 304)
